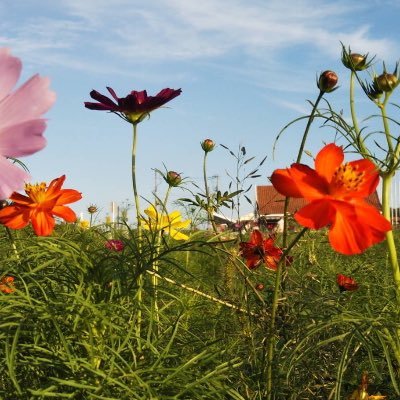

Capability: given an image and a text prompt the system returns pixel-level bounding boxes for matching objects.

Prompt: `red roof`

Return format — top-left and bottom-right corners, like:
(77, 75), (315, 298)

(256, 185), (382, 215)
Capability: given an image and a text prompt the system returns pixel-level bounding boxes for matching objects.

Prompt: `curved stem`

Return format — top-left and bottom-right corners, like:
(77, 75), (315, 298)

(296, 90), (324, 164)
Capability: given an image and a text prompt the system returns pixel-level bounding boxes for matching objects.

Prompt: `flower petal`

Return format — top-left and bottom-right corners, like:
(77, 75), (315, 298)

(315, 143), (344, 182)
(0, 75), (55, 128)
(271, 164), (328, 200)
(294, 199), (335, 229)
(55, 189), (82, 206)
(0, 119), (47, 157)
(52, 205), (77, 222)
(328, 201), (391, 255)
(0, 157), (30, 199)
(0, 48), (21, 101)
(30, 210), (55, 236)
(168, 228), (189, 241)
(0, 206), (30, 229)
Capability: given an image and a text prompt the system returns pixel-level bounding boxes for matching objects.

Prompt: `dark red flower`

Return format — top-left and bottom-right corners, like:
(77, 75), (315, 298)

(105, 239), (124, 252)
(84, 87), (182, 124)
(337, 274), (359, 292)
(239, 230), (289, 271)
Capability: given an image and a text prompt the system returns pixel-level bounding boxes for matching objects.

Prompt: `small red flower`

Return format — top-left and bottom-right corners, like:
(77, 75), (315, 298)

(105, 239), (124, 252)
(239, 230), (288, 271)
(337, 274), (359, 292)
(84, 87), (182, 124)
(255, 283), (265, 291)
(0, 276), (15, 294)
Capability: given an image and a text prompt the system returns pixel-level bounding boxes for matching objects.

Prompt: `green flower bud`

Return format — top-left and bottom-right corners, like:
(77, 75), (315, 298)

(165, 171), (182, 187)
(374, 72), (398, 92)
(201, 139), (215, 153)
(318, 70), (338, 93)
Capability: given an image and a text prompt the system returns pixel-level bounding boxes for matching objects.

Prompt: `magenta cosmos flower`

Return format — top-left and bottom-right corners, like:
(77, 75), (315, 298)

(0, 48), (56, 199)
(84, 87), (182, 124)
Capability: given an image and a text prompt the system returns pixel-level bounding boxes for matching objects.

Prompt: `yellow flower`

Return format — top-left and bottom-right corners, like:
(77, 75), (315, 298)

(79, 219), (90, 229)
(141, 205), (190, 240)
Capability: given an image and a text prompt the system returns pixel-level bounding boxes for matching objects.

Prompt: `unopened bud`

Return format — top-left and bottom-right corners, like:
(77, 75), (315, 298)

(343, 53), (368, 71)
(318, 70), (338, 93)
(201, 139), (215, 152)
(374, 73), (398, 92)
(88, 204), (98, 214)
(165, 171), (182, 187)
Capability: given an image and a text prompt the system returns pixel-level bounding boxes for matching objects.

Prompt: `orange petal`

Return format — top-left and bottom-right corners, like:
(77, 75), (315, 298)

(52, 205), (77, 222)
(315, 143), (344, 182)
(31, 211), (55, 236)
(9, 192), (33, 206)
(0, 206), (30, 229)
(294, 199), (335, 229)
(347, 159), (379, 197)
(328, 201), (391, 255)
(56, 189), (82, 206)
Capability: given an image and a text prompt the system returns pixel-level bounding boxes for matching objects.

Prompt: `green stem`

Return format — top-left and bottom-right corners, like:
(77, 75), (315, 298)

(265, 227), (308, 399)
(350, 71), (361, 139)
(296, 90), (324, 164)
(381, 174), (400, 303)
(203, 152), (218, 233)
(131, 122), (143, 348)
(5, 227), (19, 261)
(380, 94), (394, 156)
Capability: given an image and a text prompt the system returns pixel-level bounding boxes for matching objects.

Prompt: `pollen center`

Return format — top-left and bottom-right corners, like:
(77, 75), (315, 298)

(25, 182), (47, 203)
(331, 163), (365, 193)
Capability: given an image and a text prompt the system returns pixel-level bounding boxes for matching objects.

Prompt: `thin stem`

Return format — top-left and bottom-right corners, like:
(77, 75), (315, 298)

(350, 71), (361, 140)
(296, 90), (324, 164)
(380, 94), (394, 156)
(5, 227), (19, 261)
(203, 152), (218, 233)
(381, 174), (400, 303)
(131, 122), (143, 349)
(265, 227), (308, 399)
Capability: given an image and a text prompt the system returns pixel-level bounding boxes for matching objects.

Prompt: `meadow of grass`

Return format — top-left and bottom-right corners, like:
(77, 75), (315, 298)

(0, 222), (397, 399)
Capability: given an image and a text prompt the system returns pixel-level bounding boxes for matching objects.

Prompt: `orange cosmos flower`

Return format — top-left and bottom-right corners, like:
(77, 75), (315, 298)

(270, 143), (392, 255)
(239, 230), (289, 271)
(0, 175), (82, 236)
(336, 274), (359, 292)
(0, 276), (14, 294)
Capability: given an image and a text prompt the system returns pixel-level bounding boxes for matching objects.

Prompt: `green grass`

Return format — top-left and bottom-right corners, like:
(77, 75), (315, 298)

(0, 224), (398, 399)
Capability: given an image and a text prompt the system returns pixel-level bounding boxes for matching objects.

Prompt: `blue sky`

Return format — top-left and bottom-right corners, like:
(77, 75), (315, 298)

(1, 0), (400, 222)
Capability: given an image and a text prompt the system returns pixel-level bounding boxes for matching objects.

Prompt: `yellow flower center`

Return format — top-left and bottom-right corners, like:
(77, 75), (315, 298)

(331, 163), (365, 193)
(25, 182), (47, 203)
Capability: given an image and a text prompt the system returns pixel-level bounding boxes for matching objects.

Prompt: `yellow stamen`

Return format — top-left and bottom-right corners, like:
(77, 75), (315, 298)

(24, 182), (47, 202)
(331, 163), (365, 192)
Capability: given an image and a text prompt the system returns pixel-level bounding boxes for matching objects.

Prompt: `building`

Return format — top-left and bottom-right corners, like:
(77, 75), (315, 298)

(255, 185), (382, 231)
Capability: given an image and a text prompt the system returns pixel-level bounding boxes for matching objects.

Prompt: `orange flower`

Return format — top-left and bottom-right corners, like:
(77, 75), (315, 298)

(0, 276), (14, 294)
(337, 274), (358, 292)
(0, 175), (82, 236)
(239, 230), (288, 271)
(270, 143), (392, 255)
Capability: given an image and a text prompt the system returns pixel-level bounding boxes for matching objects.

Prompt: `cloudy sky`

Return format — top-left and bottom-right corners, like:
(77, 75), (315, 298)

(1, 0), (399, 220)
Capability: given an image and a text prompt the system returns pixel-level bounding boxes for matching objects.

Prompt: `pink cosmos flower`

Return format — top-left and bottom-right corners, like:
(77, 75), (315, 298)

(0, 48), (56, 199)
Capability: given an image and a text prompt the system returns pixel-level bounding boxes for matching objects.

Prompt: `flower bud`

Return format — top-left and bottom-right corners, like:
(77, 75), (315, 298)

(201, 139), (215, 152)
(255, 283), (265, 291)
(343, 53), (368, 71)
(318, 70), (338, 93)
(374, 72), (398, 92)
(88, 204), (98, 214)
(165, 171), (182, 187)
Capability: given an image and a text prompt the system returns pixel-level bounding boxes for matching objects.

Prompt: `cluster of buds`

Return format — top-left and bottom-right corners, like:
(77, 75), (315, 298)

(201, 139), (215, 153)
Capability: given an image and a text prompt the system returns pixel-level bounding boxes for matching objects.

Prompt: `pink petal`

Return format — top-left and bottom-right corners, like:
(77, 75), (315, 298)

(0, 156), (30, 199)
(0, 74), (56, 129)
(0, 48), (21, 101)
(0, 119), (47, 157)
